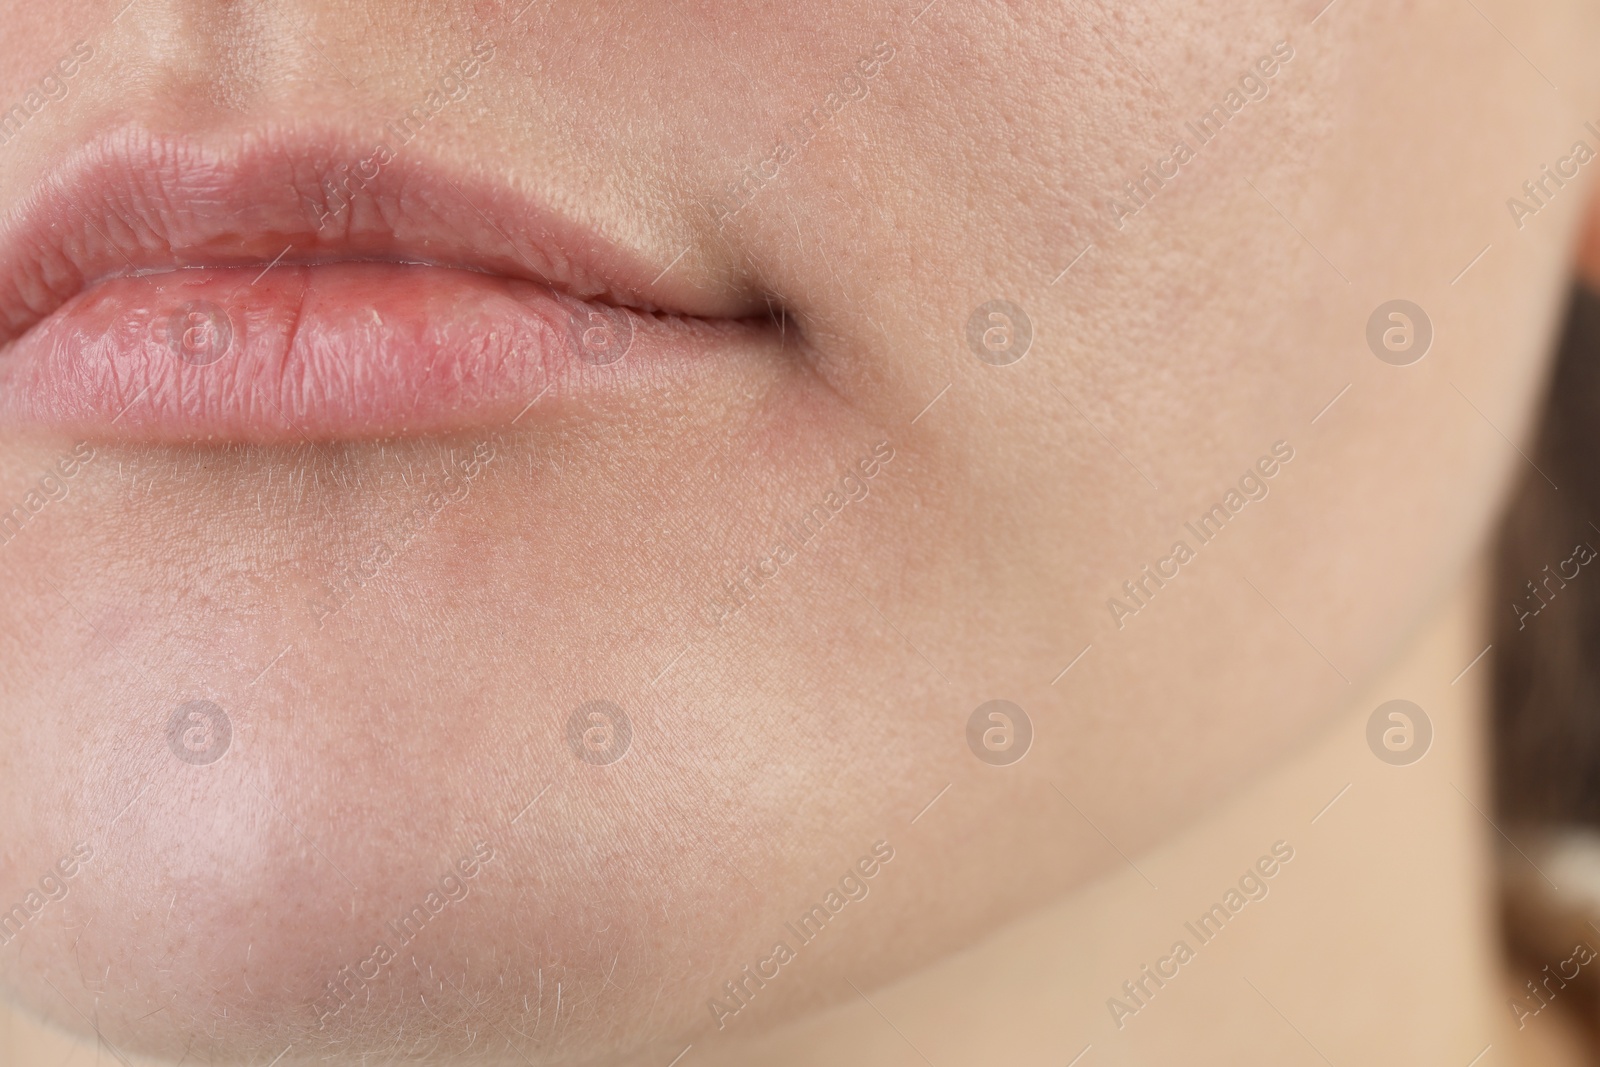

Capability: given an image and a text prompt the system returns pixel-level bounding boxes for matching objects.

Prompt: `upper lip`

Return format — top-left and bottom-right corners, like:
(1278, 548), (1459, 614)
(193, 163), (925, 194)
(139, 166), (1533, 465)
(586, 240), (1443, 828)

(0, 123), (743, 349)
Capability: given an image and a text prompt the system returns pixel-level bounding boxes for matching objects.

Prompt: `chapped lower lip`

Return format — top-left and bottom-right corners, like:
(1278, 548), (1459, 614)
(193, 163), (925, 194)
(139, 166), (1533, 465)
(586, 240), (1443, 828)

(0, 262), (763, 444)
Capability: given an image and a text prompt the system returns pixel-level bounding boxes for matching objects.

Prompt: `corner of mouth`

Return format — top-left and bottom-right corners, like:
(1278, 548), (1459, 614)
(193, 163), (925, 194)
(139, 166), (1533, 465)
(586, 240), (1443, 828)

(0, 122), (777, 349)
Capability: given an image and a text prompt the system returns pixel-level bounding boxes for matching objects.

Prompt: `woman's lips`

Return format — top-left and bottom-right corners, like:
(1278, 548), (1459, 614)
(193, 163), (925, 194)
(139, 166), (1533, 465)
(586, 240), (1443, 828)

(0, 262), (746, 444)
(0, 126), (771, 443)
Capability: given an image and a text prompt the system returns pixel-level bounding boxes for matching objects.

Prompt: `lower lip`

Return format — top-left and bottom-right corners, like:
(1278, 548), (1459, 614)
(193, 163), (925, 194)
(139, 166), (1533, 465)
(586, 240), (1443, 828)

(0, 264), (730, 444)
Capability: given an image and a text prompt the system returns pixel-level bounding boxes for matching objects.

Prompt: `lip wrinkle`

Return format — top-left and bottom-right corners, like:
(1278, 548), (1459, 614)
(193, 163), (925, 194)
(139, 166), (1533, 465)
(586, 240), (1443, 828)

(0, 123), (771, 350)
(278, 276), (311, 430)
(0, 126), (799, 443)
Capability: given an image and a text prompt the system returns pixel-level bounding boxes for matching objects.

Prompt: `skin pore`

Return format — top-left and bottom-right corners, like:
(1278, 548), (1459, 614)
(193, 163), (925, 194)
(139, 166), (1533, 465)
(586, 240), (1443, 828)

(2, 1), (1600, 1064)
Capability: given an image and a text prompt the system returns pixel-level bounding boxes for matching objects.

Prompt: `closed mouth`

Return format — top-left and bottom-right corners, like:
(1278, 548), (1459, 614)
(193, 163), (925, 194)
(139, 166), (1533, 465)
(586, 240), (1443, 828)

(0, 124), (781, 444)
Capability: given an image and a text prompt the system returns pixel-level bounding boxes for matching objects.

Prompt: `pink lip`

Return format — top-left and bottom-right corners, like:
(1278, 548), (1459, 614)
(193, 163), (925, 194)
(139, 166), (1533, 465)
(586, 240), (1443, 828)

(0, 126), (769, 443)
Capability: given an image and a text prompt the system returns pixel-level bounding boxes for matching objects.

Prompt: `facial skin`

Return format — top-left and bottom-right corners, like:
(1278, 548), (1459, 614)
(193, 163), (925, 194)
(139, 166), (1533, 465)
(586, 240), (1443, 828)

(2, 0), (1599, 1064)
